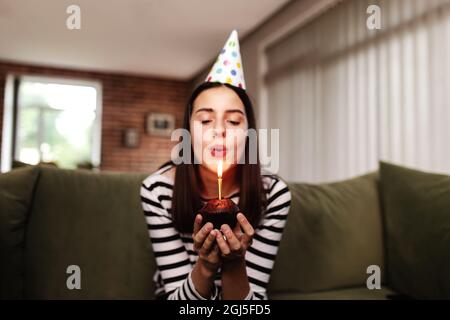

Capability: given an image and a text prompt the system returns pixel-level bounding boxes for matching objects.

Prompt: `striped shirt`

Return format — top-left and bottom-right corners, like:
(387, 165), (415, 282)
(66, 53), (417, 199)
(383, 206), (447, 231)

(140, 163), (291, 300)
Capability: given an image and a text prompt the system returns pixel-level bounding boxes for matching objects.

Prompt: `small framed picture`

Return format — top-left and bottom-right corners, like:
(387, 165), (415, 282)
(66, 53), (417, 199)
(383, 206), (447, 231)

(123, 128), (140, 148)
(146, 113), (175, 137)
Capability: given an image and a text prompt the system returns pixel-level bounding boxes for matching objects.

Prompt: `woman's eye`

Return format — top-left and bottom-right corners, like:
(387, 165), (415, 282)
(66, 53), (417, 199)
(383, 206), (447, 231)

(227, 120), (241, 126)
(201, 120), (212, 125)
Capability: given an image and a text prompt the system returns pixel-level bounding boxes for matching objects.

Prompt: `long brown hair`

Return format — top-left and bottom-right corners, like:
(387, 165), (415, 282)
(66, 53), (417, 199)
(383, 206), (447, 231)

(168, 82), (267, 233)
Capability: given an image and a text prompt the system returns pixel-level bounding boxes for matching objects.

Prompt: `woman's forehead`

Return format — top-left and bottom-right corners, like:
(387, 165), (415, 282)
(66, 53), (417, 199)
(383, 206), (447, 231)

(193, 87), (245, 113)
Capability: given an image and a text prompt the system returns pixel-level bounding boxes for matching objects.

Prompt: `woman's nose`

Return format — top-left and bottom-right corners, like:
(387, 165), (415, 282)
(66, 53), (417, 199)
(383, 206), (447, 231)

(213, 123), (226, 138)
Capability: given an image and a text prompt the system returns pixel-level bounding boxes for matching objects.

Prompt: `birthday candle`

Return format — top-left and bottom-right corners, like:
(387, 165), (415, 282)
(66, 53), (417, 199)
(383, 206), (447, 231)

(218, 160), (223, 200)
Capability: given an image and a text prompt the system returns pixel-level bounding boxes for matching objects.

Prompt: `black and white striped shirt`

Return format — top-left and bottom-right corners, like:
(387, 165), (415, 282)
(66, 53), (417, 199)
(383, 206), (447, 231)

(140, 163), (291, 300)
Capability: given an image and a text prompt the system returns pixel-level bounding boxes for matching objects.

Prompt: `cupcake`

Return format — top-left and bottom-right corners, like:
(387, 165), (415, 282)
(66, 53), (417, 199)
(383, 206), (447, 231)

(199, 198), (239, 230)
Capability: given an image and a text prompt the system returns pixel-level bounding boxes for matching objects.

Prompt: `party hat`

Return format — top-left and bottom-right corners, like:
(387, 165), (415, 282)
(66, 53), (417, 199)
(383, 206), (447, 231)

(205, 30), (246, 90)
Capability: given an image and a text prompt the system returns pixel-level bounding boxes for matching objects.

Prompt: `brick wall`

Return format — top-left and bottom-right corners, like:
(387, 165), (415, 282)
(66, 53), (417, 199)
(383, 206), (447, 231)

(0, 61), (191, 173)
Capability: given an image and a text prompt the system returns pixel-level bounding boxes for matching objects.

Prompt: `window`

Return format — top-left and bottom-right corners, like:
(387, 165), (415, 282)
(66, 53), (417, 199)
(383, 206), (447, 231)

(1, 75), (102, 171)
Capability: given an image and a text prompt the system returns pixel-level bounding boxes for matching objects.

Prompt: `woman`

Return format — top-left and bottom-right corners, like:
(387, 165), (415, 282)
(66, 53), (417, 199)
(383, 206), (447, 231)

(140, 30), (291, 300)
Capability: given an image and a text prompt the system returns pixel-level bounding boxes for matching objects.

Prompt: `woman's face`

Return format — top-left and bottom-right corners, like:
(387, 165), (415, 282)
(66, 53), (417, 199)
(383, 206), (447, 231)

(190, 86), (248, 175)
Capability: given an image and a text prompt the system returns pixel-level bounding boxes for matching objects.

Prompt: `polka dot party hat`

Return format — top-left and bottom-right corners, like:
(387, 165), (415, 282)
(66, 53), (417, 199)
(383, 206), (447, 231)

(205, 29), (246, 90)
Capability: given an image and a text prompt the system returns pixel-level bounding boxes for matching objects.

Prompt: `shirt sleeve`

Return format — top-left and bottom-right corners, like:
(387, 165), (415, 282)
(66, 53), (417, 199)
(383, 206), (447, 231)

(140, 177), (220, 300)
(244, 176), (291, 300)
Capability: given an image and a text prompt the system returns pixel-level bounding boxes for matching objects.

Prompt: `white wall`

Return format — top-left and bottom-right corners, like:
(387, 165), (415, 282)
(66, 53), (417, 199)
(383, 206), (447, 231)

(191, 0), (340, 119)
(192, 0), (450, 183)
(265, 0), (450, 183)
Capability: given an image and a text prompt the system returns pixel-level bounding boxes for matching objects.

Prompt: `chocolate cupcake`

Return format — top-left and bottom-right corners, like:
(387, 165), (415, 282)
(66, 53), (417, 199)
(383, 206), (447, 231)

(199, 198), (239, 230)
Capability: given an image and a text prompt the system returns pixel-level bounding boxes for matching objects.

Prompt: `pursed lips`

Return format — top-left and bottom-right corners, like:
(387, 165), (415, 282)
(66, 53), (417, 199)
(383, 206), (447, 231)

(210, 145), (227, 157)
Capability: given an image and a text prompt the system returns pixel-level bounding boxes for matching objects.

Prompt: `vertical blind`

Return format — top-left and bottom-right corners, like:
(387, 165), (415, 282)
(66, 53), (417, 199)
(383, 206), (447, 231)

(265, 0), (450, 183)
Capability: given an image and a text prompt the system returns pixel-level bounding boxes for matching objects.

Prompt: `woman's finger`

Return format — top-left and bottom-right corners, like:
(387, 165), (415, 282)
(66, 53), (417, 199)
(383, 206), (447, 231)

(233, 220), (243, 237)
(215, 230), (231, 256)
(200, 229), (217, 255)
(193, 222), (213, 251)
(237, 213), (253, 236)
(237, 213), (254, 247)
(220, 224), (241, 252)
(193, 214), (202, 237)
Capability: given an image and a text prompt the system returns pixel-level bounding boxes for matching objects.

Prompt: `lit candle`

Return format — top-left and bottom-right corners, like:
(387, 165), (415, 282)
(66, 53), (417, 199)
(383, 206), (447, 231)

(217, 160), (223, 200)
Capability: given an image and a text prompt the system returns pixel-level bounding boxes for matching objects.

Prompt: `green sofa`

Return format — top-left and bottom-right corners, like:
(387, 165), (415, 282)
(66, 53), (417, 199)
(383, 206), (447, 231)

(1, 161), (449, 299)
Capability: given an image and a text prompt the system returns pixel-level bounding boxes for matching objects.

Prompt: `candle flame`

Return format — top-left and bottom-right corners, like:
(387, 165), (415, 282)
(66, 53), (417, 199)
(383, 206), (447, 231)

(217, 160), (223, 178)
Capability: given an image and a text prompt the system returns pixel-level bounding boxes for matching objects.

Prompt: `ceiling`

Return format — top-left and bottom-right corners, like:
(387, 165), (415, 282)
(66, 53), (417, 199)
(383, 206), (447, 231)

(0, 0), (290, 80)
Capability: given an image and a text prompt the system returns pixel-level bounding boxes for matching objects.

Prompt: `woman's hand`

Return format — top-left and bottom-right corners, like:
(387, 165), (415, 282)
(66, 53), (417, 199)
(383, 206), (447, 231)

(215, 213), (254, 262)
(193, 214), (222, 276)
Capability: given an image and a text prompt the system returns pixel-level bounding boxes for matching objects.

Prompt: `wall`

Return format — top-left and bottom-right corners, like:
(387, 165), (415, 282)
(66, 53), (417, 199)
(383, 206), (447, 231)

(265, 0), (450, 182)
(1, 0), (339, 174)
(0, 61), (190, 173)
(191, 0), (340, 126)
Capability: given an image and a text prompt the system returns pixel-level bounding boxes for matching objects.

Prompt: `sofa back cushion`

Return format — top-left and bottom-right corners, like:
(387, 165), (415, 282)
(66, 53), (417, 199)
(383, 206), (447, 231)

(268, 173), (385, 294)
(380, 161), (450, 299)
(23, 167), (155, 299)
(0, 166), (40, 299)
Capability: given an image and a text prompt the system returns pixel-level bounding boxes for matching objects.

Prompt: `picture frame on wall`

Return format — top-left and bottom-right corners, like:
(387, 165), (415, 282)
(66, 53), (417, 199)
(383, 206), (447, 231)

(146, 112), (175, 137)
(123, 128), (140, 148)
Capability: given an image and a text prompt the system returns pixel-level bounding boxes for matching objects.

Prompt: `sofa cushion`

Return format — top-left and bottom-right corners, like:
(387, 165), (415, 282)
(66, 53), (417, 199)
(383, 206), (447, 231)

(380, 161), (450, 299)
(23, 167), (155, 299)
(0, 166), (40, 299)
(268, 173), (385, 294)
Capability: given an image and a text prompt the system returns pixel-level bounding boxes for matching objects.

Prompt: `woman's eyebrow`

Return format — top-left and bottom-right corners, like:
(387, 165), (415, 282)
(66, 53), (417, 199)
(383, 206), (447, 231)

(195, 107), (214, 114)
(194, 108), (244, 115)
(225, 109), (245, 115)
